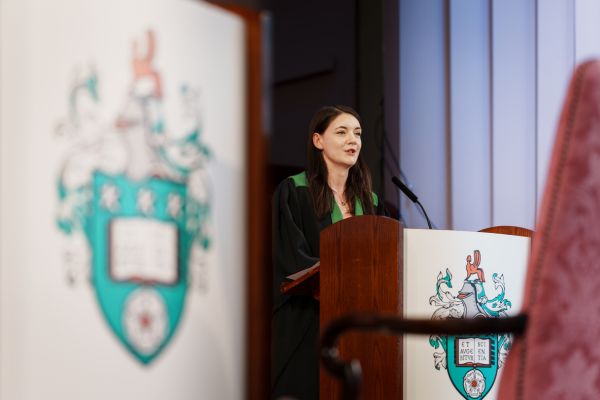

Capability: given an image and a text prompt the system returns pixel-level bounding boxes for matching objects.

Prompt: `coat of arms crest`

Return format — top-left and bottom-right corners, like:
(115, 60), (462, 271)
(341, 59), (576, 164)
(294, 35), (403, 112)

(429, 250), (513, 399)
(54, 30), (212, 364)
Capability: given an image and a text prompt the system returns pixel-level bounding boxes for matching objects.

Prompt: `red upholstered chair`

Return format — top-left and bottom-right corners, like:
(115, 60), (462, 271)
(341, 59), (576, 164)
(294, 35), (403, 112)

(321, 60), (600, 399)
(497, 59), (600, 399)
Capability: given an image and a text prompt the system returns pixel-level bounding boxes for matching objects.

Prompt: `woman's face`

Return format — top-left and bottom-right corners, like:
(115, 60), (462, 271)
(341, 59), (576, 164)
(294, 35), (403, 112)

(312, 112), (362, 170)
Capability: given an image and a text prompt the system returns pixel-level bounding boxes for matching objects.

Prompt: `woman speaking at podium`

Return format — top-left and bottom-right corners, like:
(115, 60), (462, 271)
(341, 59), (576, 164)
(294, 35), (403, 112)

(271, 105), (387, 399)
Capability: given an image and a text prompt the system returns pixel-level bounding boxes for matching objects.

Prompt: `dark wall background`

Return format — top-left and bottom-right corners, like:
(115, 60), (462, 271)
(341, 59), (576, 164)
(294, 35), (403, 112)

(267, 0), (397, 213)
(209, 0), (400, 213)
(269, 0), (357, 170)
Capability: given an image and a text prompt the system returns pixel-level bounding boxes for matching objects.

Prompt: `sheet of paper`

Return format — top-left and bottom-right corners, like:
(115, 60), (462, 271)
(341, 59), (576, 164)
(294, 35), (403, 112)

(286, 261), (320, 280)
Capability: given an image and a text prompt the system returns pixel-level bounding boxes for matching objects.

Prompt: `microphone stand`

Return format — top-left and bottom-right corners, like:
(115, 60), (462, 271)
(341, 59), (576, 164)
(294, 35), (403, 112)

(414, 200), (433, 230)
(391, 176), (433, 229)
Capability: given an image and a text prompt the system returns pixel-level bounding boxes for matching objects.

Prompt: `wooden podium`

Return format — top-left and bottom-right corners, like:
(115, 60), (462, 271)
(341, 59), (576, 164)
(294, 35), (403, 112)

(281, 215), (403, 399)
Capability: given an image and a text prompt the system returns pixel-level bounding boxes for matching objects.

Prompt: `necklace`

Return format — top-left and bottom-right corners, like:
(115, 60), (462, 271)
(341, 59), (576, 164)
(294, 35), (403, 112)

(331, 188), (347, 207)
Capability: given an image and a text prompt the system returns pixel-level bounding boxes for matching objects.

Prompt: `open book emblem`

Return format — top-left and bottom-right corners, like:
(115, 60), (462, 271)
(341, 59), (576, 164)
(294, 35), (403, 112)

(86, 172), (191, 364)
(429, 250), (513, 399)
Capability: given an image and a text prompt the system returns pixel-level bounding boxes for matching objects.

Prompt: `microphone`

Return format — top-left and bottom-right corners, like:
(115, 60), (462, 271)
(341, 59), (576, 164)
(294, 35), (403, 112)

(391, 176), (433, 229)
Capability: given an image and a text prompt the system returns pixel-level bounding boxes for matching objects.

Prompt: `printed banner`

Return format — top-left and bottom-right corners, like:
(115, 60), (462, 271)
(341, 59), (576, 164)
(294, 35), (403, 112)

(0, 0), (246, 399)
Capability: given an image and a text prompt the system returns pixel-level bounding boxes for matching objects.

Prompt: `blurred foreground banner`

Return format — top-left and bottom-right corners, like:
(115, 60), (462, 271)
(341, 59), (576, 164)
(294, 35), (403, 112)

(0, 0), (247, 399)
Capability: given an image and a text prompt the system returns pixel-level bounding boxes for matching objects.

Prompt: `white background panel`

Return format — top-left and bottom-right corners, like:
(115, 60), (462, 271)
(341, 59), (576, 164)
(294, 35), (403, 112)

(449, 0), (491, 231)
(491, 0), (536, 228)
(400, 0), (448, 229)
(536, 0), (575, 206)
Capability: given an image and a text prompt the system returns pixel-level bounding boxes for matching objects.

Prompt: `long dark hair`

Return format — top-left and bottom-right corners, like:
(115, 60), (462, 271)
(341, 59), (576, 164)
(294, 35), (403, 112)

(306, 105), (374, 218)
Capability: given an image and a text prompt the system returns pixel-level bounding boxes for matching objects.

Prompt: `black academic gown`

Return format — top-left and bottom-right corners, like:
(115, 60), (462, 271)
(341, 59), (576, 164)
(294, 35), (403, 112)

(271, 172), (387, 400)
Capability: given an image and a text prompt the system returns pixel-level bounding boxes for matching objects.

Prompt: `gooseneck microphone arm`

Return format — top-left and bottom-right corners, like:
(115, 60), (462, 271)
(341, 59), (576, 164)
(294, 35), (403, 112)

(391, 176), (433, 229)
(414, 202), (433, 230)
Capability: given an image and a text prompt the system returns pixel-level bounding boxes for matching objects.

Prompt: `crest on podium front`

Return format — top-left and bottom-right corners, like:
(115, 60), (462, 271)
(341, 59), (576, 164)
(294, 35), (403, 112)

(429, 250), (512, 399)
